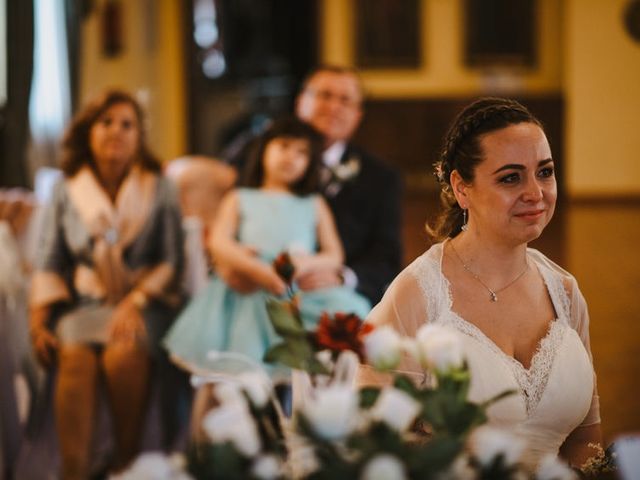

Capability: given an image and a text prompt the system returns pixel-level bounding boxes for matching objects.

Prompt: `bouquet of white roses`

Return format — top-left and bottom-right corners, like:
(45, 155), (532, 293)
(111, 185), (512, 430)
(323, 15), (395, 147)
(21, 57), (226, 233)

(130, 254), (583, 480)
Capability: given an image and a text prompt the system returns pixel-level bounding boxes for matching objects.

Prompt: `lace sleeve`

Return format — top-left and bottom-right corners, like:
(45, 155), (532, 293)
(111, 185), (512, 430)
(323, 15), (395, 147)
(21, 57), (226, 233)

(565, 275), (601, 427)
(356, 259), (431, 387)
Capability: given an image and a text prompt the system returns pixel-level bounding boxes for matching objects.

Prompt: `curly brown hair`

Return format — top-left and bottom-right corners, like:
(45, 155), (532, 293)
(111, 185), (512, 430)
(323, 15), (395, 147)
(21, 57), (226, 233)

(60, 89), (161, 177)
(428, 97), (544, 241)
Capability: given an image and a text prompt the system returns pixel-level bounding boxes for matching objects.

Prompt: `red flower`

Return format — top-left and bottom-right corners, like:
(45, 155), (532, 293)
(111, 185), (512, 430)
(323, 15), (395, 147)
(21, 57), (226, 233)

(313, 312), (373, 360)
(273, 252), (295, 285)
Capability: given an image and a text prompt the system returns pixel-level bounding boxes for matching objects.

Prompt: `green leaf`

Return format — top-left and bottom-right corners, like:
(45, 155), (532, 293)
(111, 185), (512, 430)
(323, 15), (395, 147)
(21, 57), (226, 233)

(263, 341), (308, 370)
(187, 441), (250, 480)
(266, 298), (305, 336)
(409, 435), (463, 474)
(263, 338), (330, 375)
(359, 387), (381, 409)
(421, 397), (446, 430)
(442, 402), (487, 436)
(303, 356), (331, 375)
(393, 374), (419, 395)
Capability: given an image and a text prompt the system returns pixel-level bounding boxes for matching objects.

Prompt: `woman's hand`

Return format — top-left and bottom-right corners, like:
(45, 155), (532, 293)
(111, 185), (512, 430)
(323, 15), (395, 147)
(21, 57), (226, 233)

(108, 295), (147, 344)
(29, 305), (58, 368)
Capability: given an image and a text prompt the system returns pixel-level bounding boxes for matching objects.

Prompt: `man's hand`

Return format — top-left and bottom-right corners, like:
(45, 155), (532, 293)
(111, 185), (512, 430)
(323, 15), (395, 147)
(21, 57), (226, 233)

(295, 264), (342, 291)
(108, 297), (147, 344)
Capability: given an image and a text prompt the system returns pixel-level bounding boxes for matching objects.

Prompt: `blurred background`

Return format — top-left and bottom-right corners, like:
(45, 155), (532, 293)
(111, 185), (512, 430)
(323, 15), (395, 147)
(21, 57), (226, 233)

(1, 0), (639, 445)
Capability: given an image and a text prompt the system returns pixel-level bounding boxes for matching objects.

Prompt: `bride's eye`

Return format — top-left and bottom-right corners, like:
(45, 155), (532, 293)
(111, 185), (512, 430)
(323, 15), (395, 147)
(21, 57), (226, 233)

(498, 172), (520, 184)
(538, 166), (555, 178)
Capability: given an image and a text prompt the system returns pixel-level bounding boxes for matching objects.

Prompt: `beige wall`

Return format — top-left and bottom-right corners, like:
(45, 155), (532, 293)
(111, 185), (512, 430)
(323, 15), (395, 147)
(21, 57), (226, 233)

(321, 0), (563, 97)
(565, 0), (640, 197)
(79, 0), (186, 162)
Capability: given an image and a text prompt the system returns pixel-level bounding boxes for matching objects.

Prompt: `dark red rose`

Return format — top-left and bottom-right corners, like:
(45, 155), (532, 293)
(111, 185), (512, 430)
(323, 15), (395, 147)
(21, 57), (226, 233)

(313, 312), (373, 360)
(273, 252), (295, 285)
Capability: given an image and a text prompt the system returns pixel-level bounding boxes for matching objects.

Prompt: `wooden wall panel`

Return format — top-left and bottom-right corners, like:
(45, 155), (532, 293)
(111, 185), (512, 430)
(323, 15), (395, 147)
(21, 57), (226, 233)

(353, 96), (564, 194)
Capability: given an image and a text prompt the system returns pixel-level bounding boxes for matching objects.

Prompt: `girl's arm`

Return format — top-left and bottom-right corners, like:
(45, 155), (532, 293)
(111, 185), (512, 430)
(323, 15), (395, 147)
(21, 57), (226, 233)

(209, 191), (285, 295)
(293, 197), (344, 277)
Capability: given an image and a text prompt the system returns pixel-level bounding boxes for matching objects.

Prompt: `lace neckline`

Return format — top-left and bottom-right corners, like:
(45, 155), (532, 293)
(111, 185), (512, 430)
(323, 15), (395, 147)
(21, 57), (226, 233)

(433, 242), (569, 415)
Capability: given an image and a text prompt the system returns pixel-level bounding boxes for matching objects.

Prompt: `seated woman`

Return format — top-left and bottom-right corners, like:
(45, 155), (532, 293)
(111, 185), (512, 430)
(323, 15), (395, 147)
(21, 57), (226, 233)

(359, 98), (601, 471)
(28, 90), (184, 479)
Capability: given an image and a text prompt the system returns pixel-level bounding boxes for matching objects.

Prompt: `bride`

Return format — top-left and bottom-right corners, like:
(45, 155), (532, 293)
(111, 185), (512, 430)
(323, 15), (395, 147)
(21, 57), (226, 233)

(359, 97), (601, 470)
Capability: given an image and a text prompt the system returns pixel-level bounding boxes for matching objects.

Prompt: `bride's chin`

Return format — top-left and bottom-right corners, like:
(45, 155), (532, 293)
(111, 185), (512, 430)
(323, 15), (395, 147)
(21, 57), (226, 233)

(520, 226), (546, 244)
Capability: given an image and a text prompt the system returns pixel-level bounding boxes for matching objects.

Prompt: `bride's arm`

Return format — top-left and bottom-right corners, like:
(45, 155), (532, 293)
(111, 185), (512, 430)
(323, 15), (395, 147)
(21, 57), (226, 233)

(560, 275), (603, 469)
(559, 423), (602, 469)
(356, 268), (428, 388)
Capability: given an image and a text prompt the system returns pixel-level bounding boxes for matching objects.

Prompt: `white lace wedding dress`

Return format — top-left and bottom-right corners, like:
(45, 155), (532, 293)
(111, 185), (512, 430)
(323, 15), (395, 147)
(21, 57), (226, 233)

(359, 242), (600, 469)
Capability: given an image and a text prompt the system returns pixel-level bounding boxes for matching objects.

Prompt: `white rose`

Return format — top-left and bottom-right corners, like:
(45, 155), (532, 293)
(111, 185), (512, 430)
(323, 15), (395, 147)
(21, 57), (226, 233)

(112, 452), (193, 480)
(214, 383), (245, 405)
(315, 349), (334, 371)
(470, 426), (525, 467)
(536, 454), (577, 480)
(360, 454), (407, 480)
(238, 372), (271, 408)
(435, 454), (475, 480)
(303, 385), (359, 440)
(415, 324), (464, 372)
(369, 387), (421, 433)
(202, 402), (261, 457)
(400, 338), (420, 362)
(363, 326), (403, 370)
(251, 454), (283, 480)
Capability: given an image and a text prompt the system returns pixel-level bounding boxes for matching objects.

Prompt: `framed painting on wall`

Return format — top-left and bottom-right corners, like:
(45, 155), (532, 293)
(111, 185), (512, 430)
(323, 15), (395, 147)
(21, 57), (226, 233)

(464, 0), (537, 68)
(355, 0), (421, 69)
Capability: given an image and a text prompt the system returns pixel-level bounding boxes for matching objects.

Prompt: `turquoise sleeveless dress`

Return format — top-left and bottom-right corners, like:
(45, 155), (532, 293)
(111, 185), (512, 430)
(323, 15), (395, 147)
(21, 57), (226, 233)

(163, 189), (371, 376)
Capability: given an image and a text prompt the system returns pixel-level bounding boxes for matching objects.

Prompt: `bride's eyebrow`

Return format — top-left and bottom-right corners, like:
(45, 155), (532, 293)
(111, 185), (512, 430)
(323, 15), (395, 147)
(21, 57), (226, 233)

(492, 158), (553, 175)
(493, 163), (524, 174)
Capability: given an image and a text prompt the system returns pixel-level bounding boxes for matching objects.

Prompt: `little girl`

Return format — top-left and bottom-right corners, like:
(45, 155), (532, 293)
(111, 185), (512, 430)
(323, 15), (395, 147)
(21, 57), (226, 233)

(163, 117), (370, 376)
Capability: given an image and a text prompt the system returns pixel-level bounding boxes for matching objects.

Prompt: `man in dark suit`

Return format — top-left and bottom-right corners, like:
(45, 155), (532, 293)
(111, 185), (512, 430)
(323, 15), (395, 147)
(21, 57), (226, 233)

(219, 66), (402, 306)
(293, 66), (402, 305)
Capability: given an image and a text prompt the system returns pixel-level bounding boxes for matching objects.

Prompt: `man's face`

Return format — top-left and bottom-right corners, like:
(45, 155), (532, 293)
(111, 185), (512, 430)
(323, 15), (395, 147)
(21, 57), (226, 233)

(295, 71), (363, 147)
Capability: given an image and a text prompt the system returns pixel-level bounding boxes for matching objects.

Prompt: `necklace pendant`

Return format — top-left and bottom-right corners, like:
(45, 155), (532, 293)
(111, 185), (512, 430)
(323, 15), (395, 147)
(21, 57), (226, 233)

(490, 291), (498, 302)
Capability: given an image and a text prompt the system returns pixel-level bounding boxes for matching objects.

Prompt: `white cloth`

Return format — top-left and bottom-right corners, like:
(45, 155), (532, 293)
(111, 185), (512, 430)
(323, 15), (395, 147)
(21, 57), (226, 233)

(322, 141), (347, 168)
(360, 242), (600, 469)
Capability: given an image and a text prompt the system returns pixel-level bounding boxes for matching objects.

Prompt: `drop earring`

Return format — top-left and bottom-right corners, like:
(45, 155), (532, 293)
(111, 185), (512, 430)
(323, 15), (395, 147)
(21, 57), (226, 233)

(461, 208), (468, 232)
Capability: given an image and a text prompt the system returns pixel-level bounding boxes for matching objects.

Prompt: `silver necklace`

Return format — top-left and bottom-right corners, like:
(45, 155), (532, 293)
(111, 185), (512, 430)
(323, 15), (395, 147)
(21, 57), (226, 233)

(449, 241), (529, 302)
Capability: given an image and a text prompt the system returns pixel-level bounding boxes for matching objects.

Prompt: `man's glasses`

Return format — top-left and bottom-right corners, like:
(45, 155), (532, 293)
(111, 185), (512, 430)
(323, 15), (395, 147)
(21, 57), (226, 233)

(304, 88), (361, 109)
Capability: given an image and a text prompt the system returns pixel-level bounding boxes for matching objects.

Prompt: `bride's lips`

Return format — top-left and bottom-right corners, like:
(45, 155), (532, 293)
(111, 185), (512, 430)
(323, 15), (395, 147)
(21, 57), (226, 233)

(514, 209), (545, 221)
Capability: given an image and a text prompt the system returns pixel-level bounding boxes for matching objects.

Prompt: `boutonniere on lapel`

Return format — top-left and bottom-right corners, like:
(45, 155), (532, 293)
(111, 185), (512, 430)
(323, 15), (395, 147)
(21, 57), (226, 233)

(325, 155), (361, 197)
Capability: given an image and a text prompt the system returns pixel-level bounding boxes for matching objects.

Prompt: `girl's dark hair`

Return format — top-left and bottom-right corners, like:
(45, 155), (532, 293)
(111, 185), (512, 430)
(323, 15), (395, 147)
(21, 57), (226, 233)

(60, 89), (161, 177)
(428, 97), (544, 241)
(241, 116), (323, 196)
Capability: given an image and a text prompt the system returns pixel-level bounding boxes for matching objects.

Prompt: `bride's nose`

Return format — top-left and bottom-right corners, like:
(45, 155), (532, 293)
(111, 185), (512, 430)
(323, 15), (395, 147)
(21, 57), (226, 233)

(522, 178), (544, 202)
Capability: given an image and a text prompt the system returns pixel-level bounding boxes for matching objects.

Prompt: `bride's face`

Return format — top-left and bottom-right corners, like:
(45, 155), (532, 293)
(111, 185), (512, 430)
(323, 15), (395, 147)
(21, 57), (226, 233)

(454, 122), (557, 246)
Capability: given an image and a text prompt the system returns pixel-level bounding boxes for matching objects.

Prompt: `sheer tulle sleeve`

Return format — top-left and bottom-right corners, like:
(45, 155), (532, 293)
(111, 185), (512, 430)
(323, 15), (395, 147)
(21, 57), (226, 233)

(566, 275), (601, 426)
(531, 250), (601, 426)
(356, 263), (430, 387)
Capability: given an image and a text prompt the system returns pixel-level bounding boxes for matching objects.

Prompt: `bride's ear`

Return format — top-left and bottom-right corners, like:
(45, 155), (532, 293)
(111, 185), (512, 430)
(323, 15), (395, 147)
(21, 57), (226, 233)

(450, 170), (469, 208)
